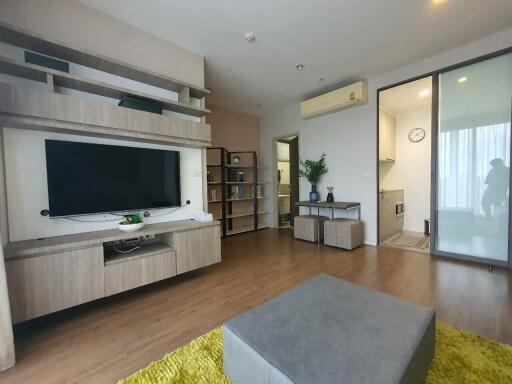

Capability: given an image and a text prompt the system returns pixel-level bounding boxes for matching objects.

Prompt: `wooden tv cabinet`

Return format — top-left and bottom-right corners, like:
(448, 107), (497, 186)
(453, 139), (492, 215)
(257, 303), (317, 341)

(3, 220), (221, 323)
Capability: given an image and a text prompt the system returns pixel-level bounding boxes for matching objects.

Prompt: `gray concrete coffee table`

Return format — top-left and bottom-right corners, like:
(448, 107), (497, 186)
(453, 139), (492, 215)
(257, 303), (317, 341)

(224, 274), (435, 384)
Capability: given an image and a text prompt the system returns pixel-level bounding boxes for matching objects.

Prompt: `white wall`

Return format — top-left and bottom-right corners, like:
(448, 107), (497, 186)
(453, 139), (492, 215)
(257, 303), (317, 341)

(4, 128), (203, 241)
(380, 107), (431, 232)
(260, 26), (512, 245)
(0, 0), (204, 88)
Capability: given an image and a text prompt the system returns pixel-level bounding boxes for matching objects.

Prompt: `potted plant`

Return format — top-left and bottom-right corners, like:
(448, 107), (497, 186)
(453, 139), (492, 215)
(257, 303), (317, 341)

(299, 153), (328, 202)
(118, 214), (145, 232)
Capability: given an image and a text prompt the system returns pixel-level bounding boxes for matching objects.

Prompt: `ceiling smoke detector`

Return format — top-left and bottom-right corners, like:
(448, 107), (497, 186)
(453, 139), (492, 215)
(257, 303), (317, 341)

(244, 32), (256, 43)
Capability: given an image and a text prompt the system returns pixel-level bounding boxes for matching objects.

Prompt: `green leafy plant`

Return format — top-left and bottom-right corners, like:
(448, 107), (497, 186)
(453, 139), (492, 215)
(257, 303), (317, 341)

(120, 214), (143, 225)
(299, 153), (328, 185)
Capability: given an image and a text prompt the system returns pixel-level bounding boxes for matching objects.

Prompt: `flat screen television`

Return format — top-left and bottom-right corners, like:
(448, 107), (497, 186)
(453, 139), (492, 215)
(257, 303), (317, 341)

(45, 140), (181, 217)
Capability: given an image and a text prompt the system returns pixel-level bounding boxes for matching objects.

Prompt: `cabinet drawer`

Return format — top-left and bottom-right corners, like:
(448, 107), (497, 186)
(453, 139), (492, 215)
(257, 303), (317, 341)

(6, 246), (104, 323)
(104, 250), (176, 296)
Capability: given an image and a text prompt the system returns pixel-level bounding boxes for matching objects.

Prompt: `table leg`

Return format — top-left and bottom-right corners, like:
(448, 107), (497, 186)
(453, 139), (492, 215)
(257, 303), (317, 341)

(317, 207), (321, 244)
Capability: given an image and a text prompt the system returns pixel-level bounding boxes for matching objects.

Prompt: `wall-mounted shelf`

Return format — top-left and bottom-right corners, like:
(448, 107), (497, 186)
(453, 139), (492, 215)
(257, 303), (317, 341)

(0, 55), (209, 117)
(0, 21), (209, 99)
(0, 81), (211, 148)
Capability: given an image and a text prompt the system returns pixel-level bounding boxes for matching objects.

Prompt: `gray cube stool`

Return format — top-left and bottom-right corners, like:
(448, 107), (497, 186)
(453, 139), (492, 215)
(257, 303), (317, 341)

(224, 274), (436, 384)
(324, 218), (363, 250)
(294, 215), (329, 242)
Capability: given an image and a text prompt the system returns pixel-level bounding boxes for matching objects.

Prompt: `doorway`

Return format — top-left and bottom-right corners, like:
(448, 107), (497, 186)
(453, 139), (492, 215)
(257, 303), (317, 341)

(378, 76), (433, 252)
(276, 135), (299, 228)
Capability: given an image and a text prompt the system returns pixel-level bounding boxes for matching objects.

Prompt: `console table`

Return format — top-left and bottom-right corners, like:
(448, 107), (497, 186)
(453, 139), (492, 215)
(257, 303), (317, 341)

(4, 220), (221, 323)
(296, 201), (361, 244)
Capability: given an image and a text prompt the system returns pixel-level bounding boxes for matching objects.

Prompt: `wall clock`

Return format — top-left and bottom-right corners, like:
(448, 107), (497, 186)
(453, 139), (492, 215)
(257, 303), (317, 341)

(408, 128), (426, 143)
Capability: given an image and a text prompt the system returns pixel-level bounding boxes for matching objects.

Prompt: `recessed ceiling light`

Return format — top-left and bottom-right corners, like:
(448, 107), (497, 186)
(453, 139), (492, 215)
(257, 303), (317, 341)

(244, 32), (256, 43)
(457, 76), (468, 83)
(295, 64), (305, 70)
(419, 89), (430, 98)
(432, 0), (448, 5)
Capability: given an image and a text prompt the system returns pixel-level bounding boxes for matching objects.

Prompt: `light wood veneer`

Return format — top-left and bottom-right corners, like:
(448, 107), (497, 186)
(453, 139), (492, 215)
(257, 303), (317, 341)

(4, 220), (222, 324)
(6, 246), (104, 323)
(105, 250), (176, 296)
(174, 226), (221, 274)
(0, 21), (209, 99)
(0, 82), (211, 148)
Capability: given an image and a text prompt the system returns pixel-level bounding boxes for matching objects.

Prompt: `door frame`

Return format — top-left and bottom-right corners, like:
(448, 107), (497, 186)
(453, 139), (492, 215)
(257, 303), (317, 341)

(376, 45), (512, 268)
(273, 133), (300, 228)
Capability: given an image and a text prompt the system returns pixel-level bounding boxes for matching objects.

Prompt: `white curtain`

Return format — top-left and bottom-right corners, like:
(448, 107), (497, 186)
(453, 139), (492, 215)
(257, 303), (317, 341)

(438, 122), (511, 216)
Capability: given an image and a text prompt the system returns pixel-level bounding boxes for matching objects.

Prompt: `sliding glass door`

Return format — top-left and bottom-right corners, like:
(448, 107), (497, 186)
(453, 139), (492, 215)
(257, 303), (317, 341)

(434, 52), (512, 264)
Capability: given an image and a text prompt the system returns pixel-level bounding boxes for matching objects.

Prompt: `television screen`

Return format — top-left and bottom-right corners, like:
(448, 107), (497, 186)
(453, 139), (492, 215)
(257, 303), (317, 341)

(45, 140), (181, 217)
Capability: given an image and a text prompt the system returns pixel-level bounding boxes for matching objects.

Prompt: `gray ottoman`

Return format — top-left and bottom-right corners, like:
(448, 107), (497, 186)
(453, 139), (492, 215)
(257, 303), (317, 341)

(224, 274), (435, 384)
(294, 215), (329, 242)
(324, 218), (364, 250)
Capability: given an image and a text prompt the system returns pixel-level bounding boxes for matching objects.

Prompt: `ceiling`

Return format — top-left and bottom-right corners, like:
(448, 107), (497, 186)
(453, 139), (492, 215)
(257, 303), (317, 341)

(77, 0), (512, 116)
(379, 77), (432, 115)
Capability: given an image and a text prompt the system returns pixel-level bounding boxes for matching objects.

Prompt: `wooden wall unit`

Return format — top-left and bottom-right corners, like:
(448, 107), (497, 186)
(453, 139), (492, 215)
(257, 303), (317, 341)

(0, 19), (216, 370)
(4, 220), (221, 323)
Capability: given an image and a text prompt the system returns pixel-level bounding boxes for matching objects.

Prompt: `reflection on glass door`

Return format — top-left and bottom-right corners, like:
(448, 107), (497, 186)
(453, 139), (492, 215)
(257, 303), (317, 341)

(436, 52), (512, 263)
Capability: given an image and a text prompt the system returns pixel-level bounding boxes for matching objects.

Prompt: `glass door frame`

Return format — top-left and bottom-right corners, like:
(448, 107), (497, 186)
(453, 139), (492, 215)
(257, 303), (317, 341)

(376, 46), (512, 268)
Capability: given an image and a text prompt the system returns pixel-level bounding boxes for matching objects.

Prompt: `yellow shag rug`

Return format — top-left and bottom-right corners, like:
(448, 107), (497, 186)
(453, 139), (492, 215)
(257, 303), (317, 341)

(118, 322), (512, 384)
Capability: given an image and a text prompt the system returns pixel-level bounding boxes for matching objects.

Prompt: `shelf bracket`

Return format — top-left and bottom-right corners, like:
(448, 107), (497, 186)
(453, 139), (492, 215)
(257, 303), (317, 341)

(46, 73), (54, 92)
(178, 86), (190, 105)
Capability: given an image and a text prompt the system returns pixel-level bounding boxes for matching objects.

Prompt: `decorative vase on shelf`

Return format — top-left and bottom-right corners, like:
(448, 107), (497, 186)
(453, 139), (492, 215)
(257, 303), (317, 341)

(309, 184), (319, 202)
(326, 186), (334, 202)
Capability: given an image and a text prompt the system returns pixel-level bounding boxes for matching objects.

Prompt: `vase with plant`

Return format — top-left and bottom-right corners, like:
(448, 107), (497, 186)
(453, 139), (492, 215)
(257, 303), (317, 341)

(299, 153), (328, 202)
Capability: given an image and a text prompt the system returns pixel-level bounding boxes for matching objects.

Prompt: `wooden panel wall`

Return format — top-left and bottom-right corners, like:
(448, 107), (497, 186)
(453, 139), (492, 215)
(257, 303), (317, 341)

(0, 233), (14, 371)
(0, 127), (14, 371)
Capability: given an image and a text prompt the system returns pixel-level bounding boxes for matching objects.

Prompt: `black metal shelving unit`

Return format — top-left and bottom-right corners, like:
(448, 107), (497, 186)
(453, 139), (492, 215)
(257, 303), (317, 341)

(206, 147), (265, 237)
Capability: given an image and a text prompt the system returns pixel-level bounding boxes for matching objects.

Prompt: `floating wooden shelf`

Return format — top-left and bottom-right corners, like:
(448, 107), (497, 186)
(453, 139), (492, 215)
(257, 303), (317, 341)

(0, 55), (209, 117)
(0, 81), (211, 148)
(0, 21), (209, 99)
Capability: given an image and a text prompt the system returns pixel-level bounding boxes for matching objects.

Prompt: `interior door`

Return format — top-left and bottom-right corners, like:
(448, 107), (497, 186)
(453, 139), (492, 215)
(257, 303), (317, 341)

(289, 136), (300, 226)
(433, 52), (512, 265)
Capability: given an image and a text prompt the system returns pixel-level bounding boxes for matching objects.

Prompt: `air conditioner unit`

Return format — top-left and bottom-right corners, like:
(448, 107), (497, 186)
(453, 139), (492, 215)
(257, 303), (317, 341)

(300, 81), (368, 119)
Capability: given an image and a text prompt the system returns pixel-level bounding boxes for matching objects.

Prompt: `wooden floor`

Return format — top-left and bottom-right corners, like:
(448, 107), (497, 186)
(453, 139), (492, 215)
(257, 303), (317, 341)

(1, 228), (511, 383)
